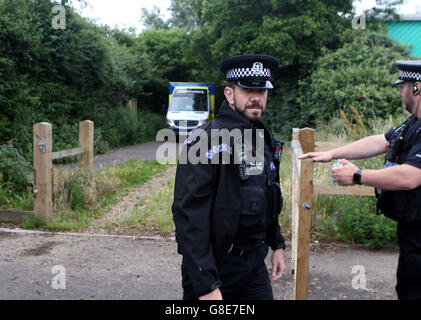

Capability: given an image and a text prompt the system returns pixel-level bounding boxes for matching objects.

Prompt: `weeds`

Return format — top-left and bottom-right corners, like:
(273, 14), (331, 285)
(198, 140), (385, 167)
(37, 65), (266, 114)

(21, 159), (170, 231)
(108, 175), (175, 236)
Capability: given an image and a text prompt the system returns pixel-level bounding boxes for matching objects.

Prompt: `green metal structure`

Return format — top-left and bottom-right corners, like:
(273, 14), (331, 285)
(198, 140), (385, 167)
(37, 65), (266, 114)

(386, 20), (421, 58)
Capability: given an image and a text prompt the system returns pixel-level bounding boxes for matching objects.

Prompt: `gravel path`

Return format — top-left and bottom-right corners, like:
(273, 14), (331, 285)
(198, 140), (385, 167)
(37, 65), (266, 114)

(0, 230), (398, 300)
(56, 141), (180, 171)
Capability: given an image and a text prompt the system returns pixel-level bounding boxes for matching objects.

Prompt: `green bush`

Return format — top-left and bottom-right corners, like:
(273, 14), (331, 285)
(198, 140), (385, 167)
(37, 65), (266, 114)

(137, 111), (166, 142)
(0, 142), (31, 193)
(313, 195), (397, 249)
(298, 29), (411, 125)
(101, 107), (139, 148)
(93, 127), (111, 155)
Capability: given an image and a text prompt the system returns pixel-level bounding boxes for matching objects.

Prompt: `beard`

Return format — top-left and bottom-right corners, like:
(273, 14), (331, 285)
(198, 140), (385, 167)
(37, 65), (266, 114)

(233, 98), (265, 124)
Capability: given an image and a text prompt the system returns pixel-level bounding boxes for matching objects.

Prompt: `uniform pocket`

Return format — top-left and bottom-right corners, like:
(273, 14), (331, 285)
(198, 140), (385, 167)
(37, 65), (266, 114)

(240, 185), (265, 215)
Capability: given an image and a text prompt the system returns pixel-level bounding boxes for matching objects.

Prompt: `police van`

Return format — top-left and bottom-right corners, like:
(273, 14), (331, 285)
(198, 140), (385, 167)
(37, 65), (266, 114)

(166, 82), (215, 137)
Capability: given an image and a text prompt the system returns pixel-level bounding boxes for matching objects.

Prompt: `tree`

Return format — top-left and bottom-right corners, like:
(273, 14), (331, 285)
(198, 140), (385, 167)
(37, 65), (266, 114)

(134, 27), (195, 112)
(140, 6), (170, 30)
(297, 30), (411, 126)
(169, 0), (198, 31)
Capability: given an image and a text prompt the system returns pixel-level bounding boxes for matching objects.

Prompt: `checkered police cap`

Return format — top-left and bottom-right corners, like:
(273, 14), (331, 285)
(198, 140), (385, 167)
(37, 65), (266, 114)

(219, 54), (280, 89)
(393, 60), (421, 85)
(226, 66), (271, 80)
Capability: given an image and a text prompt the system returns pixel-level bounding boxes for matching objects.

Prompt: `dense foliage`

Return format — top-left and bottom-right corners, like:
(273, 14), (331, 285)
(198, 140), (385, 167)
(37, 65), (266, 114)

(298, 29), (410, 125)
(0, 0), (410, 161)
(0, 0), (164, 158)
(0, 0), (412, 247)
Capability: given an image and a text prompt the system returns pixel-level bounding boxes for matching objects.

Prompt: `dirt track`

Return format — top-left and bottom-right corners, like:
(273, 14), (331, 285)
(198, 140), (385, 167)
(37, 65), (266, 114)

(0, 229), (398, 300)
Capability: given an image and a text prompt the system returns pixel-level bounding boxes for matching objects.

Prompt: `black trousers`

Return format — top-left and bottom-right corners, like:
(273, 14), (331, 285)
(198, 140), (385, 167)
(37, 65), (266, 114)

(182, 244), (273, 300)
(396, 221), (421, 300)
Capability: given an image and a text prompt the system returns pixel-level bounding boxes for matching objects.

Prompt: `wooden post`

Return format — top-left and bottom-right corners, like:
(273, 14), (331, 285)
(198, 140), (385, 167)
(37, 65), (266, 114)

(79, 120), (94, 173)
(291, 129), (300, 275)
(299, 127), (315, 154)
(294, 128), (314, 300)
(33, 123), (53, 218)
(128, 99), (138, 114)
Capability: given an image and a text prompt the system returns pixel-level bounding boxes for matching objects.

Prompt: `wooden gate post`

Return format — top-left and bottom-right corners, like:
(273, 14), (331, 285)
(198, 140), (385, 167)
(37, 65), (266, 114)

(294, 128), (314, 300)
(79, 120), (94, 173)
(33, 122), (53, 218)
(291, 128), (300, 275)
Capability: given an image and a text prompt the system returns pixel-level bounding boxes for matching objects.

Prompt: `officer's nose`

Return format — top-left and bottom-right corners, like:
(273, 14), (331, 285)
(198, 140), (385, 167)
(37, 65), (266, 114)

(248, 89), (264, 104)
(398, 84), (404, 97)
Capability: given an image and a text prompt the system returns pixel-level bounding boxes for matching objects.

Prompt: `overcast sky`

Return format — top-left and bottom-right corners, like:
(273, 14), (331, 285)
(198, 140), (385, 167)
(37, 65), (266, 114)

(77, 0), (172, 33)
(76, 0), (421, 34)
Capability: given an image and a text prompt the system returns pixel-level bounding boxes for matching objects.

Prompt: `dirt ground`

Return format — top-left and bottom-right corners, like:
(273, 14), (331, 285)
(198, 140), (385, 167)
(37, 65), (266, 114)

(0, 229), (398, 300)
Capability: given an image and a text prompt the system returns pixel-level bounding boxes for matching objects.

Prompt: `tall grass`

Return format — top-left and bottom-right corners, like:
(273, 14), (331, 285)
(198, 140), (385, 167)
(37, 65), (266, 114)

(111, 177), (175, 236)
(22, 159), (170, 231)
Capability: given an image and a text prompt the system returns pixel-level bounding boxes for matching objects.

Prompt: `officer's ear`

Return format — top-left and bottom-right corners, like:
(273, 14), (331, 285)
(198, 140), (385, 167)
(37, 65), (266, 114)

(224, 86), (235, 106)
(413, 82), (421, 96)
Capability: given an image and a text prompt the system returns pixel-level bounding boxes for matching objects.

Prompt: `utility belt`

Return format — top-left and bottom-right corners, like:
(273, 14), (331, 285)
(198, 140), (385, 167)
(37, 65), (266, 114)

(375, 188), (404, 221)
(227, 242), (266, 257)
(376, 187), (421, 222)
(228, 247), (256, 257)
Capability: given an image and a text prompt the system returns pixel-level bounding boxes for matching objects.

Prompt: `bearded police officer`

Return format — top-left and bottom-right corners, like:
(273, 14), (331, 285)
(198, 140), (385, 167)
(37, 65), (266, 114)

(172, 54), (286, 300)
(300, 60), (421, 300)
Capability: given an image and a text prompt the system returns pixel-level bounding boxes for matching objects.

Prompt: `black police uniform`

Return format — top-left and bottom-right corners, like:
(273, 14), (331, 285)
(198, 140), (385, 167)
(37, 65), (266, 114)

(376, 60), (421, 300)
(172, 55), (286, 300)
(380, 117), (421, 300)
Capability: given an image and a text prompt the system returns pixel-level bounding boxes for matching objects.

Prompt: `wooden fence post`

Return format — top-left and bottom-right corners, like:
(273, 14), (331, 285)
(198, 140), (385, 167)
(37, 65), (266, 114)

(33, 122), (53, 218)
(294, 128), (314, 300)
(291, 128), (300, 275)
(127, 99), (138, 114)
(79, 120), (94, 173)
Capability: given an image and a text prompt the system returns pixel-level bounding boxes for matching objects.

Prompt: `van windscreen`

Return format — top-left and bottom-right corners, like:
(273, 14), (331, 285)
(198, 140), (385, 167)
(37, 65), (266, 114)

(169, 89), (208, 112)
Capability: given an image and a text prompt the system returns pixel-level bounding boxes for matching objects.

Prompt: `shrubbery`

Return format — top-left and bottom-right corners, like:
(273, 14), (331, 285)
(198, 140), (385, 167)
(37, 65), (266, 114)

(313, 196), (397, 249)
(298, 30), (411, 125)
(0, 0), (165, 159)
(0, 142), (31, 194)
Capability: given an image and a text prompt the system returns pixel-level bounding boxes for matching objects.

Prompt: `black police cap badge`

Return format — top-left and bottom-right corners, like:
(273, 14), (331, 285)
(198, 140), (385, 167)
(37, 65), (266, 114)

(393, 60), (421, 85)
(219, 54), (280, 89)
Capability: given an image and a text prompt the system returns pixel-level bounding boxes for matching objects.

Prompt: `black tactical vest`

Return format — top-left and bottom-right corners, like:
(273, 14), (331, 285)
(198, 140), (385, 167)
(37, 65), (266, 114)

(376, 116), (421, 222)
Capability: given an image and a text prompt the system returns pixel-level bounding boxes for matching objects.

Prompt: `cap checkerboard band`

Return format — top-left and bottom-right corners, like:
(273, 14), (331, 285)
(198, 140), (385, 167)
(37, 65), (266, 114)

(227, 67), (271, 80)
(399, 70), (421, 81)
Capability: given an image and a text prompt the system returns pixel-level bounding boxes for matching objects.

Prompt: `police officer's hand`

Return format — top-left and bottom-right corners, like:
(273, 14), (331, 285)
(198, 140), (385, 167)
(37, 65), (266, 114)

(331, 159), (359, 186)
(269, 249), (286, 282)
(299, 151), (334, 163)
(199, 288), (223, 300)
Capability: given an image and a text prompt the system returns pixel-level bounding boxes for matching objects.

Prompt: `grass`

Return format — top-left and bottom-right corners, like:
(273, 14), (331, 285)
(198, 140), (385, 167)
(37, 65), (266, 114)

(109, 177), (176, 236)
(0, 188), (34, 211)
(20, 159), (171, 231)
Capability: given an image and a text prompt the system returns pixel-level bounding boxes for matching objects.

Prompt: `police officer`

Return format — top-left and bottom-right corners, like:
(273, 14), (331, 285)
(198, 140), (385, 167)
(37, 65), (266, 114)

(172, 54), (286, 300)
(300, 60), (421, 300)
